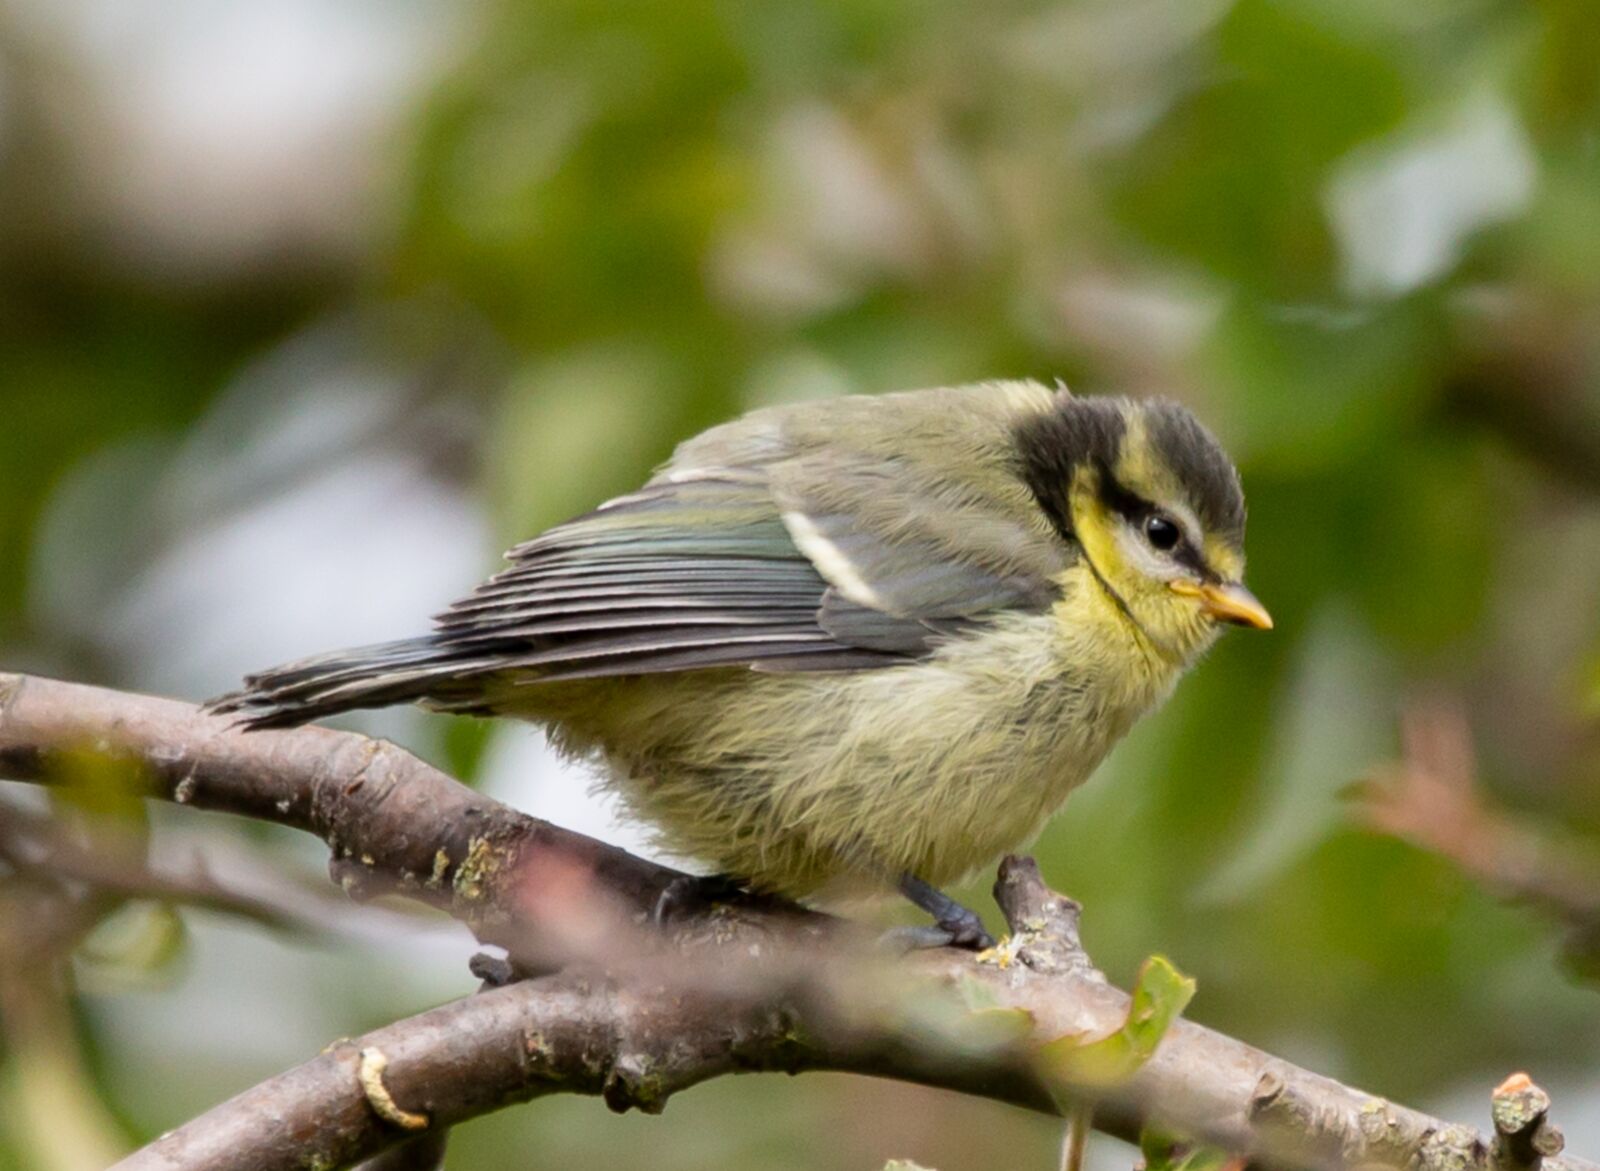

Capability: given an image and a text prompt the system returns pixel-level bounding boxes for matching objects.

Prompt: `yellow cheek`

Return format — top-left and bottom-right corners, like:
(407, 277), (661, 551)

(1068, 468), (1127, 578)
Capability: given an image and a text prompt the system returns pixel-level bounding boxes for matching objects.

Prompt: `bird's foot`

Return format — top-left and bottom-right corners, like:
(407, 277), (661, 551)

(651, 872), (752, 927)
(469, 950), (520, 987)
(898, 873), (996, 951)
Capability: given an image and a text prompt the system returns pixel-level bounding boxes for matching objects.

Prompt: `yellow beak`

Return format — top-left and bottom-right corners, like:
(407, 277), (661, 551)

(1170, 579), (1273, 630)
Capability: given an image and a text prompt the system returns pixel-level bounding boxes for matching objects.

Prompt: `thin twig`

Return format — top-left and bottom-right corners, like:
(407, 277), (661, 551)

(1356, 701), (1600, 926)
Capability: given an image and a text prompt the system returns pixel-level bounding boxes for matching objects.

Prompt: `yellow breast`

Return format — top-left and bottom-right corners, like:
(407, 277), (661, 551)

(517, 563), (1187, 898)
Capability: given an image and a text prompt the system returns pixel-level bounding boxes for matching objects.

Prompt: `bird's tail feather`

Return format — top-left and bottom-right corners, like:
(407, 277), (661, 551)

(206, 636), (500, 729)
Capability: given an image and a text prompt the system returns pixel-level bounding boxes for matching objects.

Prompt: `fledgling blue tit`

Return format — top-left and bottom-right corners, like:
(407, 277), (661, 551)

(214, 382), (1270, 947)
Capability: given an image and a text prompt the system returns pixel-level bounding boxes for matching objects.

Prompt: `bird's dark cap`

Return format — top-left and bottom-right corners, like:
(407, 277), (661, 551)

(1140, 399), (1246, 548)
(1014, 392), (1246, 551)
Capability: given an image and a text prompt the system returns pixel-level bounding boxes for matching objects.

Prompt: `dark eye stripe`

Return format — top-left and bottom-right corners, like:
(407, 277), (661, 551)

(1097, 466), (1151, 524)
(1174, 543), (1213, 579)
(1101, 471), (1218, 581)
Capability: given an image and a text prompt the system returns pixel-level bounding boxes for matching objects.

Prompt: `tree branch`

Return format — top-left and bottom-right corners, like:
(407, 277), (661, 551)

(0, 671), (697, 964)
(0, 797), (400, 941)
(1, 673), (1593, 1171)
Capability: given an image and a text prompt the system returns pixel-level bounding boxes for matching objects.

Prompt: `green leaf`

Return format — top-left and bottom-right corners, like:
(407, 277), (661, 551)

(1140, 1127), (1236, 1171)
(1038, 956), (1196, 1090)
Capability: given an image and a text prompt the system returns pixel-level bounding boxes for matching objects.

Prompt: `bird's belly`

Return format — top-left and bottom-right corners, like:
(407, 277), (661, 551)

(524, 612), (1172, 896)
(843, 658), (1146, 889)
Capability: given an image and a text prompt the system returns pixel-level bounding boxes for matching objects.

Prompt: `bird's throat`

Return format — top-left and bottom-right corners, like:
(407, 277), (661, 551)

(1067, 473), (1166, 658)
(1079, 551), (1139, 635)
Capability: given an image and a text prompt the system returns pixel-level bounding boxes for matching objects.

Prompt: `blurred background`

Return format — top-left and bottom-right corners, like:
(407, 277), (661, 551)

(3, 0), (1600, 1168)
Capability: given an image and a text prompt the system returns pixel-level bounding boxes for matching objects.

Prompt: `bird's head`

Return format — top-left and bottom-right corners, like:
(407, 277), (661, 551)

(1017, 392), (1271, 664)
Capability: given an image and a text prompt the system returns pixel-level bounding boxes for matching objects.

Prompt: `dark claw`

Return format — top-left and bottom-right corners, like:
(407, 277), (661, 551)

(936, 904), (995, 950)
(899, 873), (996, 951)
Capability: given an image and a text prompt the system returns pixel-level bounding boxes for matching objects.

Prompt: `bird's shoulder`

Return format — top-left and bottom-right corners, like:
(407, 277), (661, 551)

(662, 380), (1071, 600)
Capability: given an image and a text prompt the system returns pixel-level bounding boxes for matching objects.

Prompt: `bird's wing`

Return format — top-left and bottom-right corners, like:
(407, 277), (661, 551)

(431, 450), (1066, 681)
(767, 445), (1066, 654)
(432, 474), (891, 678)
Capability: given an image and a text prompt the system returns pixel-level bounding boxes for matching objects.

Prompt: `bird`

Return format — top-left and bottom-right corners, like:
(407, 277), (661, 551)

(211, 381), (1271, 948)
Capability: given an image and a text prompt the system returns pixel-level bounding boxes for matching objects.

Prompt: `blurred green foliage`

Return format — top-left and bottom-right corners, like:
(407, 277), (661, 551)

(3, 0), (1600, 1168)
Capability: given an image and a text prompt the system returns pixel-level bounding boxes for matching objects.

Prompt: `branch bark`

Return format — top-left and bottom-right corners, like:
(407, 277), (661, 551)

(0, 671), (693, 964)
(1, 673), (1592, 1171)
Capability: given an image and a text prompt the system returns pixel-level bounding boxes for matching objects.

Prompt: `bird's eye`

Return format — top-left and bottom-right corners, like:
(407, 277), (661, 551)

(1144, 514), (1181, 552)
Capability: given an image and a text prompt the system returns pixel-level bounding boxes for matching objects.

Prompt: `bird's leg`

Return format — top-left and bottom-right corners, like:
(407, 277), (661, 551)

(651, 871), (752, 926)
(898, 873), (996, 950)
